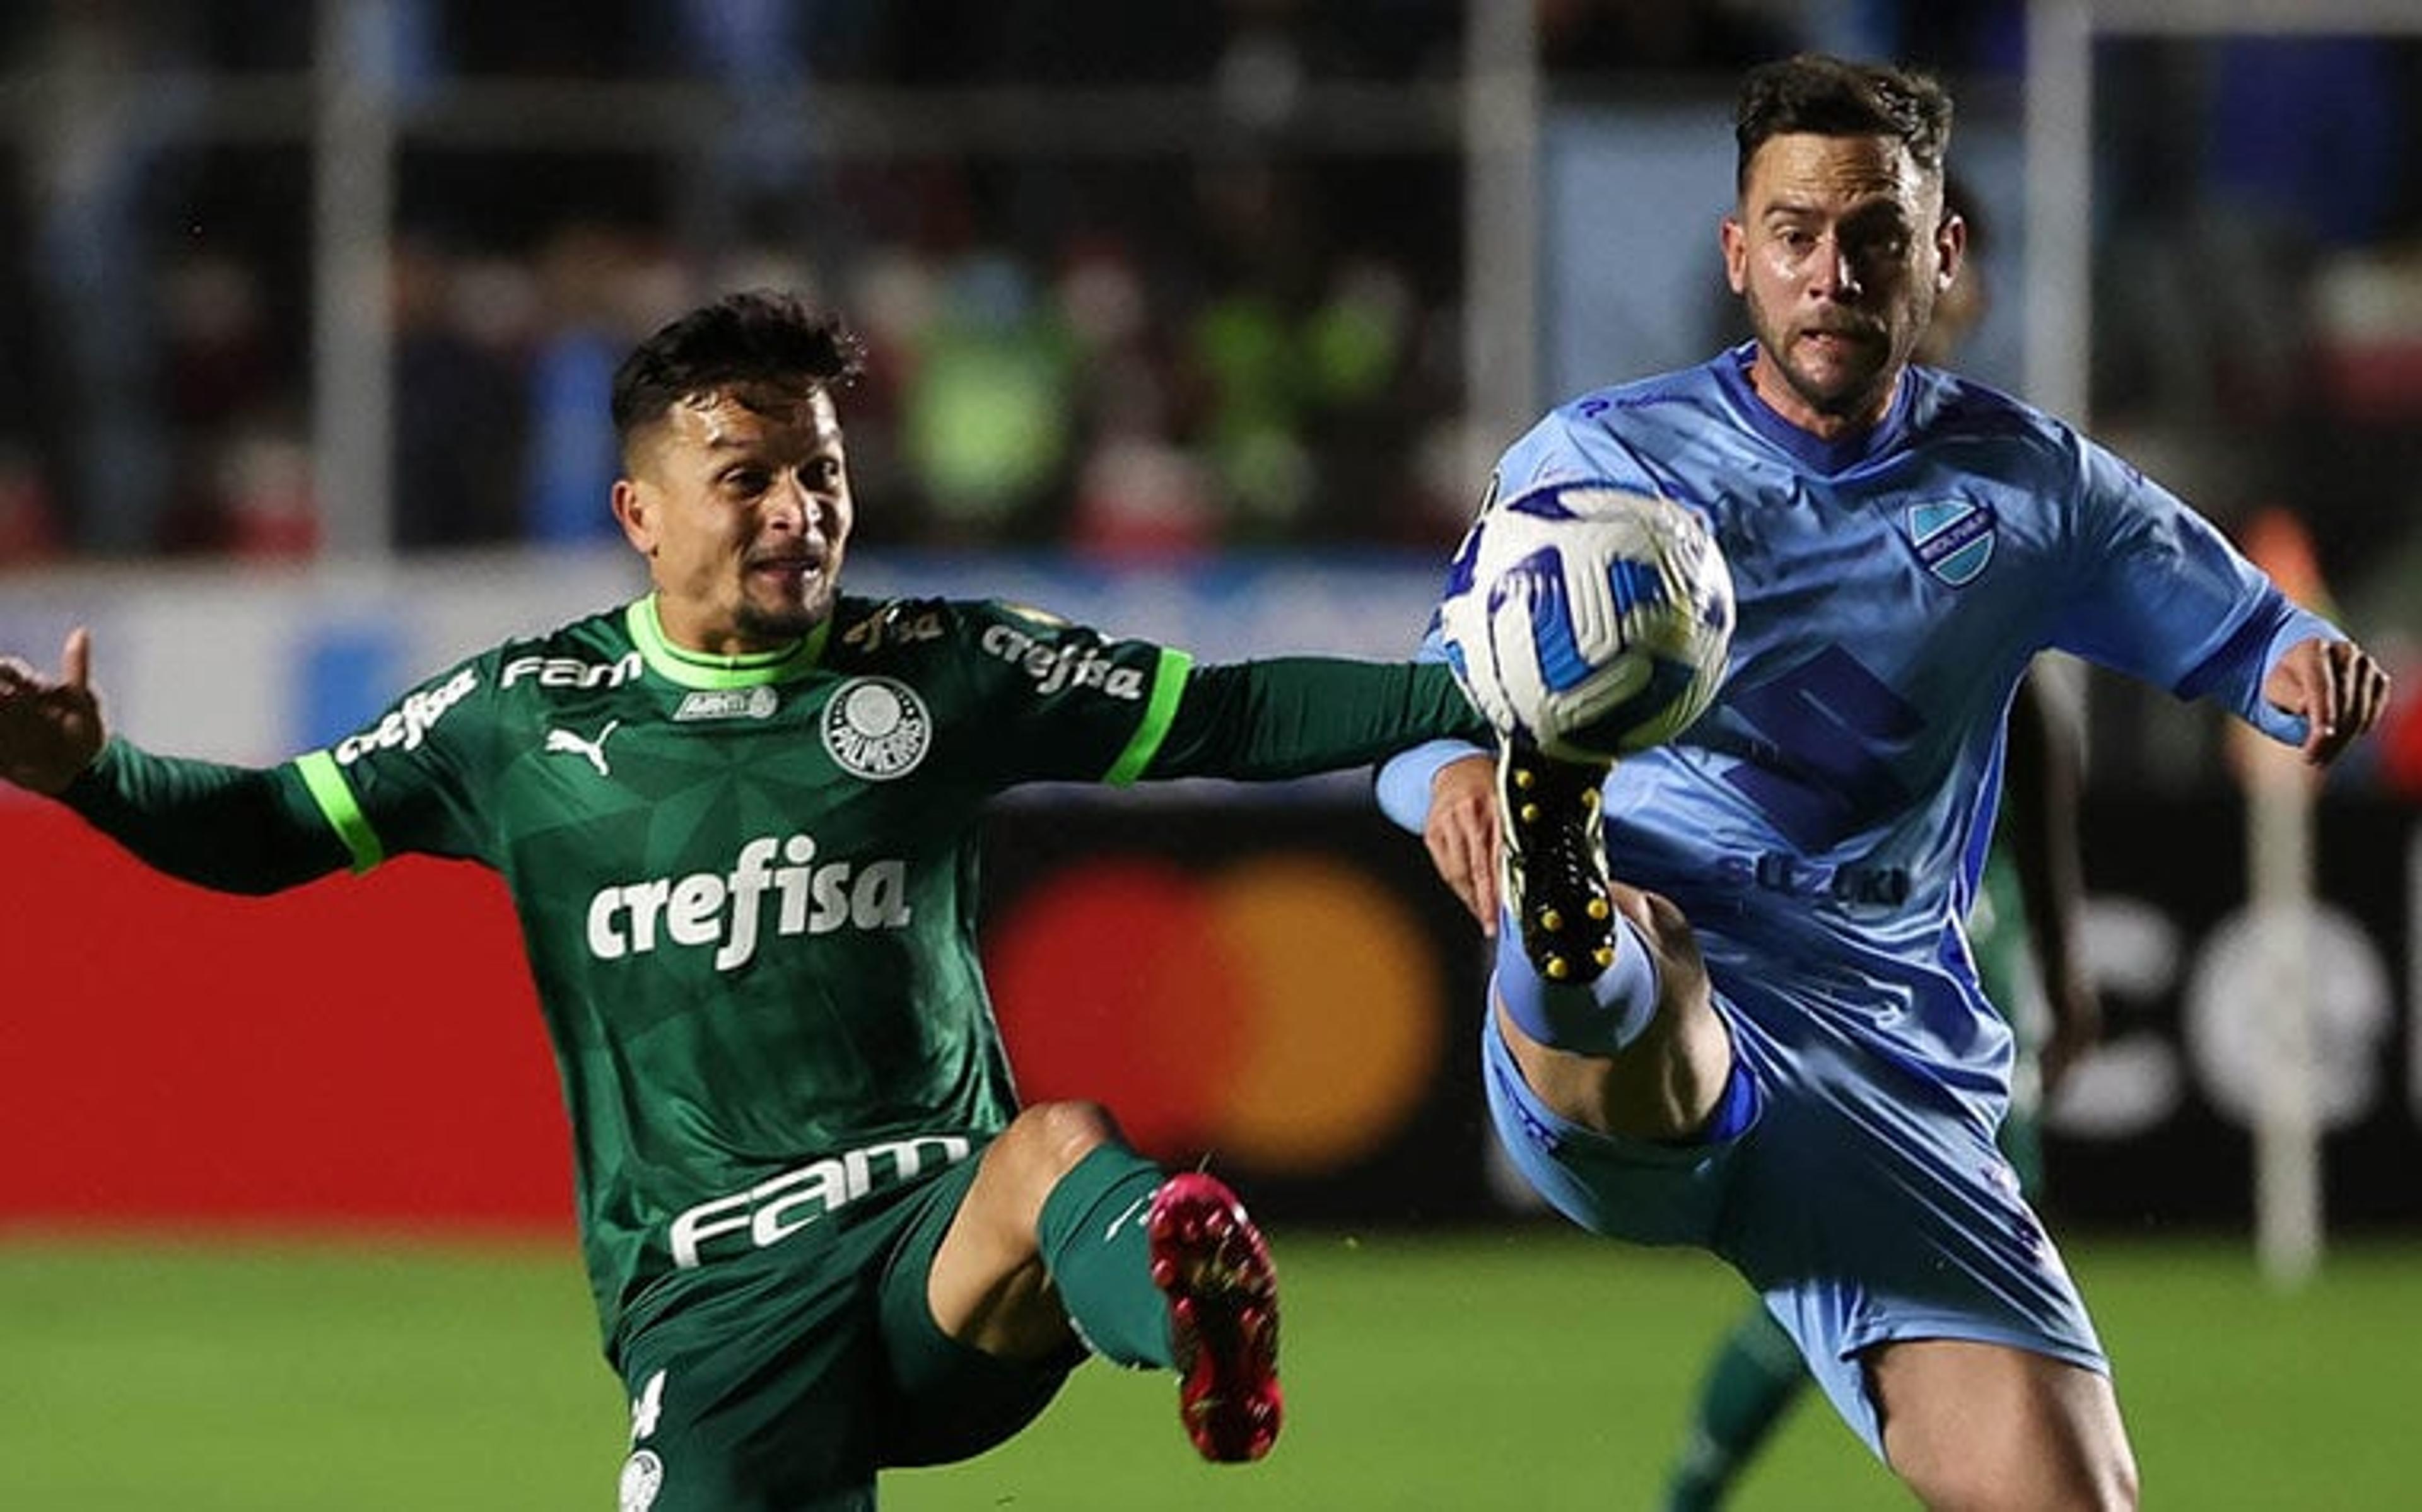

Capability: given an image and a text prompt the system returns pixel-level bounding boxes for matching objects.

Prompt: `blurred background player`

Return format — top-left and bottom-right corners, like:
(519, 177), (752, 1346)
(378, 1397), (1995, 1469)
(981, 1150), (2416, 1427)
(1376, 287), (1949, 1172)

(1659, 175), (2102, 1512)
(0, 290), (1490, 1509)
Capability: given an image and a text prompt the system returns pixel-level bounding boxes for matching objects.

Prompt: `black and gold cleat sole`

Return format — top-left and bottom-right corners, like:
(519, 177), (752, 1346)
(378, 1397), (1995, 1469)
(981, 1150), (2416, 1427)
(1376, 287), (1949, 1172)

(1499, 743), (1618, 984)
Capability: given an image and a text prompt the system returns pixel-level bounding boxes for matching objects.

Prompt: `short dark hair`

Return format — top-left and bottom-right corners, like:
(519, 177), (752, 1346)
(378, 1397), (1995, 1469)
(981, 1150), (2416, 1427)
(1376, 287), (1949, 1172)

(1733, 54), (1954, 194)
(610, 290), (866, 450)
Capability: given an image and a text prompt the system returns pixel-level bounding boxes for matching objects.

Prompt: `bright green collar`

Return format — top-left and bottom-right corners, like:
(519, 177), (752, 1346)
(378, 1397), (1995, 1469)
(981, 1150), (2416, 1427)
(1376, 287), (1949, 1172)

(626, 595), (832, 689)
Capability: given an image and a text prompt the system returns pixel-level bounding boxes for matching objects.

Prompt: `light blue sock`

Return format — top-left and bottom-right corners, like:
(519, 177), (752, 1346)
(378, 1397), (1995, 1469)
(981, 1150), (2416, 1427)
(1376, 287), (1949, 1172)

(1494, 909), (1661, 1054)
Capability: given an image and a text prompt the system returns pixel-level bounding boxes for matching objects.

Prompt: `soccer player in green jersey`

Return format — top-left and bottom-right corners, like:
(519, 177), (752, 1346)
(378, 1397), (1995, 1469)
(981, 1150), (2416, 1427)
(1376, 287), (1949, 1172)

(0, 290), (1488, 1510)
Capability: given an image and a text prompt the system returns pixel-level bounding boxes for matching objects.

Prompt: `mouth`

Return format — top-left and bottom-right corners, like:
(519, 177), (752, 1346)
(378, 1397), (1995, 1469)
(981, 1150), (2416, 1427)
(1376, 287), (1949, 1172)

(746, 544), (831, 588)
(1799, 326), (1879, 356)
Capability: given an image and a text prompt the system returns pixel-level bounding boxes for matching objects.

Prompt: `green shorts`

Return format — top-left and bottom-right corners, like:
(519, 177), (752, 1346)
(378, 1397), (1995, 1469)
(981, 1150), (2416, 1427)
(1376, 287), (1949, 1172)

(608, 1151), (1082, 1511)
(1969, 843), (2045, 1192)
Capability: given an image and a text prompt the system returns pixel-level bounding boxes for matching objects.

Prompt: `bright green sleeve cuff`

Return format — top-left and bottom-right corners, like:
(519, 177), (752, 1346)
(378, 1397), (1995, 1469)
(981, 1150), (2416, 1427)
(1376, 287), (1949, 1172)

(294, 750), (386, 873)
(1103, 648), (1194, 786)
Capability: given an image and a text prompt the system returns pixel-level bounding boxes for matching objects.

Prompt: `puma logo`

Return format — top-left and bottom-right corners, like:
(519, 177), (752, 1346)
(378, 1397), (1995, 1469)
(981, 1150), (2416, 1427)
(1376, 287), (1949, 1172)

(1104, 1192), (1154, 1243)
(546, 719), (621, 777)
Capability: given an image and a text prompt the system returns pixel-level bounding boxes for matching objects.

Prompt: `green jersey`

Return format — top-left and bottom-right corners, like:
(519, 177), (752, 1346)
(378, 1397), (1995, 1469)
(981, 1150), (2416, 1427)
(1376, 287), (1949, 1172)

(266, 591), (1466, 1337)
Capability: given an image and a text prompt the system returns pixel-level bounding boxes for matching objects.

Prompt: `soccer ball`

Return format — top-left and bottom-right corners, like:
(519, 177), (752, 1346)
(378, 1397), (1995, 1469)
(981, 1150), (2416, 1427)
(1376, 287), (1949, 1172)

(1437, 482), (1735, 762)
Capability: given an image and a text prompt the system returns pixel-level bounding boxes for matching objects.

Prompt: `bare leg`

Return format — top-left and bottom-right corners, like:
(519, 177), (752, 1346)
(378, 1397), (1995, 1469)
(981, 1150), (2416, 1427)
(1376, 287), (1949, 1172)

(1497, 885), (1735, 1142)
(926, 1100), (1116, 1359)
(1868, 1339), (2139, 1510)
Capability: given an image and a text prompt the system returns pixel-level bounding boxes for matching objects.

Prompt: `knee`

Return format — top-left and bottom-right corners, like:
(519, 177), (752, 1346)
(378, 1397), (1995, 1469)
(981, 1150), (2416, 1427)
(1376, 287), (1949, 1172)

(1892, 1405), (2139, 1511)
(1873, 1343), (2138, 1512)
(997, 1100), (1123, 1186)
(1896, 1445), (2136, 1512)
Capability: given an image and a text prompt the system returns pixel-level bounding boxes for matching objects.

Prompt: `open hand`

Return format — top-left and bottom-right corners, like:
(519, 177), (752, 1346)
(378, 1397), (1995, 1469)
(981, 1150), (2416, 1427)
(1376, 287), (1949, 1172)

(2262, 636), (2390, 767)
(1423, 753), (1501, 933)
(0, 627), (106, 794)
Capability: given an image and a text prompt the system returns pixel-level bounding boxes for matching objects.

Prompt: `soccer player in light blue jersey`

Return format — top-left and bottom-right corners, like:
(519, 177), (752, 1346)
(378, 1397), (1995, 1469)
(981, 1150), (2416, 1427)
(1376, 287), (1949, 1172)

(1379, 54), (2388, 1511)
(1661, 175), (2105, 1512)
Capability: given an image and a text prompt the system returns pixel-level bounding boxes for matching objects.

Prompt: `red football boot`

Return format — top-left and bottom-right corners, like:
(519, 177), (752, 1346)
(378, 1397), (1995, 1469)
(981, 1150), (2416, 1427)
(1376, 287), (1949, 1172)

(1146, 1172), (1282, 1463)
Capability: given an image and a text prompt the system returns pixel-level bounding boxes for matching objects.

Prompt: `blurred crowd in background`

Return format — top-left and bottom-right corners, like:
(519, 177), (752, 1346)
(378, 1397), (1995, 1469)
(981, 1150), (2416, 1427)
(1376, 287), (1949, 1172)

(1, 1), (2419, 790)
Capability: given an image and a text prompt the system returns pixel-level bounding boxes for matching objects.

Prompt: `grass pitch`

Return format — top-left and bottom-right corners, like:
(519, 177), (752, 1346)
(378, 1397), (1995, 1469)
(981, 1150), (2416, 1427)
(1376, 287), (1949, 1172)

(6, 1228), (2418, 1509)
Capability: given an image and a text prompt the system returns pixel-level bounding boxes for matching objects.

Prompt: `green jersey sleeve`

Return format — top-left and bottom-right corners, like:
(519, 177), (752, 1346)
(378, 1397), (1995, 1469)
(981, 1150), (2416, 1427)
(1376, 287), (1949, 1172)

(290, 654), (500, 871)
(1144, 658), (1488, 781)
(58, 738), (352, 892)
(916, 600), (1195, 787)
(919, 602), (1484, 789)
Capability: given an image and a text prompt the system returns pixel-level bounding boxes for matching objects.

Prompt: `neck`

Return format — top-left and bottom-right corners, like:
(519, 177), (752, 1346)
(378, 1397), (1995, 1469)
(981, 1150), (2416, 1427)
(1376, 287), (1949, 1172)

(1746, 349), (1894, 441)
(646, 596), (811, 663)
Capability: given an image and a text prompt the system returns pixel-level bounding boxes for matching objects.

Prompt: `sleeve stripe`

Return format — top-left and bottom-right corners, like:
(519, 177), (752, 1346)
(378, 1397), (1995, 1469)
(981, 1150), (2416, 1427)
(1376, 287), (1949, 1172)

(294, 750), (386, 873)
(1103, 648), (1193, 786)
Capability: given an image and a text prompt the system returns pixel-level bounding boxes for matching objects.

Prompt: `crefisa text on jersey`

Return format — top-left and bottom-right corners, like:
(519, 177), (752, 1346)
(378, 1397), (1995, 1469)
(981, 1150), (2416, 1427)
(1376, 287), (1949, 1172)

(980, 623), (1146, 699)
(585, 833), (911, 971)
(332, 666), (479, 764)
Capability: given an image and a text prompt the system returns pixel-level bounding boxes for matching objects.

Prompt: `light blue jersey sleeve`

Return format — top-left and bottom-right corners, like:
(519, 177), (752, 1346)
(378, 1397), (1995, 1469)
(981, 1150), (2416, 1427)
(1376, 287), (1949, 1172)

(1490, 402), (1672, 503)
(2053, 433), (2339, 747)
(1373, 620), (1488, 835)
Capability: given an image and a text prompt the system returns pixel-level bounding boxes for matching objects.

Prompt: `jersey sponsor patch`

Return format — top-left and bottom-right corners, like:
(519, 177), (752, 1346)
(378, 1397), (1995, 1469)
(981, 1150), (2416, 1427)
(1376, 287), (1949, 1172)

(1904, 499), (1996, 586)
(501, 650), (644, 690)
(672, 685), (779, 722)
(332, 666), (479, 765)
(980, 622), (1149, 701)
(841, 604), (944, 653)
(668, 1134), (974, 1267)
(585, 833), (912, 971)
(820, 677), (932, 779)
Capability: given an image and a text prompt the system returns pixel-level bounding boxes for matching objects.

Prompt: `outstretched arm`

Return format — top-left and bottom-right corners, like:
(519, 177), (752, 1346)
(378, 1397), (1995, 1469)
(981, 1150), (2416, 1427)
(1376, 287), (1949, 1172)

(0, 627), (104, 794)
(1144, 658), (1488, 782)
(2262, 634), (2392, 767)
(1, 629), (348, 893)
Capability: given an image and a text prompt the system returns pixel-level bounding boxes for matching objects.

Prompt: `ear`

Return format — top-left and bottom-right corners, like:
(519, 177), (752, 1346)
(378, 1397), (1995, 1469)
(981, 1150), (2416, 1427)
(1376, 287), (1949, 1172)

(611, 477), (658, 558)
(1720, 215), (1749, 295)
(1933, 211), (1967, 294)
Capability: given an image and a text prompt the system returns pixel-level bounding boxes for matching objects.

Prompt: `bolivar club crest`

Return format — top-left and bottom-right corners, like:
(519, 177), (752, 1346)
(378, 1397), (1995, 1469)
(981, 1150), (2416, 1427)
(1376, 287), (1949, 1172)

(1904, 499), (1996, 586)
(821, 677), (932, 779)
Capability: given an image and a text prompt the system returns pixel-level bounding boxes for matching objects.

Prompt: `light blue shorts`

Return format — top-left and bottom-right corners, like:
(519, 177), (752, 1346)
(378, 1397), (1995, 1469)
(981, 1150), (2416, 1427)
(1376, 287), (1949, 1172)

(1480, 984), (2107, 1456)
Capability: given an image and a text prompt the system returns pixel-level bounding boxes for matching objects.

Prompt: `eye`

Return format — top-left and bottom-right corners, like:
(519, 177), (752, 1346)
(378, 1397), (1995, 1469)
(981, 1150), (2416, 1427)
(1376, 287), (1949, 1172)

(1840, 211), (1914, 262)
(720, 467), (771, 498)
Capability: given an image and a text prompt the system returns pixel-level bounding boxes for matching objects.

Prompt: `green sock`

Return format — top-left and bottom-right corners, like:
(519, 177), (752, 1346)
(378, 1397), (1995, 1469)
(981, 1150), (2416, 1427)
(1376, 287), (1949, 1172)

(1664, 1306), (1810, 1511)
(1036, 1145), (1173, 1369)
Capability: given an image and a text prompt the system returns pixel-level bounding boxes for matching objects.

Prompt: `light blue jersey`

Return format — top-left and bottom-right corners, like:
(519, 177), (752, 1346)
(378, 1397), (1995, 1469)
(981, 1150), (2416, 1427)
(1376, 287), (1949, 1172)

(1405, 341), (2328, 1105)
(1381, 343), (2337, 1453)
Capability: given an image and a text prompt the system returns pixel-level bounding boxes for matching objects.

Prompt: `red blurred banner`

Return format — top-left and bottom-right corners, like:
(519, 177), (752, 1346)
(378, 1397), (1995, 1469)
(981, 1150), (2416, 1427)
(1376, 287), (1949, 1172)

(1, 801), (575, 1234)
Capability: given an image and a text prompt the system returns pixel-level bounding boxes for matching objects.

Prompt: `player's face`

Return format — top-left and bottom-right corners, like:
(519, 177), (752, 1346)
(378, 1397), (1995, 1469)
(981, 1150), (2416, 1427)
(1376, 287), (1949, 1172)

(1722, 132), (1963, 437)
(612, 383), (854, 654)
